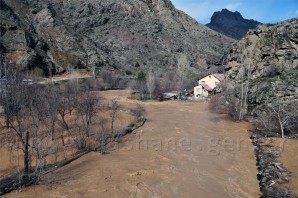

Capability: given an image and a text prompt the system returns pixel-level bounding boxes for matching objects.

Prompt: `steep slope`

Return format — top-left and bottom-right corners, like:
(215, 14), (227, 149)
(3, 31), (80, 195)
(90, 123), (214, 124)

(225, 18), (298, 114)
(0, 0), (235, 76)
(206, 9), (261, 40)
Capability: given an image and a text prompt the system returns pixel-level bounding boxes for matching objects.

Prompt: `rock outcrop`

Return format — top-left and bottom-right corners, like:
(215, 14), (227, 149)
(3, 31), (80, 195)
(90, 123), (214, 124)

(0, 0), (235, 76)
(207, 9), (261, 40)
(225, 18), (298, 115)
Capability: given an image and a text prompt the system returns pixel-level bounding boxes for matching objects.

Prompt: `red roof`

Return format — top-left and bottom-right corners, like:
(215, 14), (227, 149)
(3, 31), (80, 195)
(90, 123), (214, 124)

(200, 84), (213, 92)
(212, 74), (225, 81)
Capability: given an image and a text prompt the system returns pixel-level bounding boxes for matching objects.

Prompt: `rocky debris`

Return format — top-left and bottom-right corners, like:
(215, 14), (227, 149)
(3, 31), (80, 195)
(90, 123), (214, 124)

(0, 0), (235, 76)
(206, 9), (261, 40)
(251, 132), (296, 198)
(225, 18), (298, 115)
(0, 174), (38, 196)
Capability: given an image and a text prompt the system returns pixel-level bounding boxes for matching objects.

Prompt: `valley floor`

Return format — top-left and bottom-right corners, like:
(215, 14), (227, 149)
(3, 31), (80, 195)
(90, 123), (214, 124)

(3, 90), (262, 197)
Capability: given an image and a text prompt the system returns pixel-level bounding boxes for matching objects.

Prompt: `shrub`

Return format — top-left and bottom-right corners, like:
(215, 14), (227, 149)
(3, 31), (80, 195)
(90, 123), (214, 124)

(263, 34), (273, 46)
(226, 98), (240, 120)
(126, 70), (132, 75)
(74, 60), (84, 69)
(136, 70), (146, 81)
(130, 104), (146, 119)
(209, 95), (225, 113)
(135, 62), (140, 67)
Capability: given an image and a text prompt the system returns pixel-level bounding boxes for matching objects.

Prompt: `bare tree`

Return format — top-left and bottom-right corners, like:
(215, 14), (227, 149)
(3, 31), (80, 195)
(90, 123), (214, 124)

(257, 99), (298, 138)
(100, 71), (120, 89)
(96, 118), (109, 153)
(110, 98), (120, 136)
(218, 83), (238, 120)
(146, 69), (156, 99)
(0, 64), (18, 128)
(234, 48), (254, 121)
(130, 103), (146, 120)
(176, 54), (189, 91)
(1, 77), (32, 173)
(63, 81), (79, 115)
(256, 110), (277, 135)
(27, 85), (48, 176)
(55, 82), (79, 131)
(209, 95), (224, 113)
(130, 71), (148, 100)
(57, 94), (71, 131)
(44, 86), (60, 140)
(269, 100), (298, 138)
(76, 90), (99, 137)
(0, 68), (58, 176)
(71, 123), (88, 150)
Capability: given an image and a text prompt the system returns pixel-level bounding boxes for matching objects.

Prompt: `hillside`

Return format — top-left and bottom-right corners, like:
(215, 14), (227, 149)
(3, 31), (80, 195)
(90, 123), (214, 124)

(225, 17), (298, 115)
(206, 9), (261, 40)
(0, 0), (235, 77)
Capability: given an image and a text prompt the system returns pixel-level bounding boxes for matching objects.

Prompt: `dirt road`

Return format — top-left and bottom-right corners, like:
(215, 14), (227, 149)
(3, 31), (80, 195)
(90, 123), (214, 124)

(4, 90), (260, 198)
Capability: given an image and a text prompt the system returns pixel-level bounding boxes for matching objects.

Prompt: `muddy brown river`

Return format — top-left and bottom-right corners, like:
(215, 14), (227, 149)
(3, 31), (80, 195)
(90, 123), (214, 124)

(4, 90), (261, 198)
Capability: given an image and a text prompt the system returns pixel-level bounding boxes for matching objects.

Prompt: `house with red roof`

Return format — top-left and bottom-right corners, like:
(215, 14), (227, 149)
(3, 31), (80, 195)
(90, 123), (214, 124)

(194, 74), (225, 99)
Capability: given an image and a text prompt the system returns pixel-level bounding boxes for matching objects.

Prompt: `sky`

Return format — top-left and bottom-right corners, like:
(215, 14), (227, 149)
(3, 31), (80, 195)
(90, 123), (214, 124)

(171, 0), (298, 24)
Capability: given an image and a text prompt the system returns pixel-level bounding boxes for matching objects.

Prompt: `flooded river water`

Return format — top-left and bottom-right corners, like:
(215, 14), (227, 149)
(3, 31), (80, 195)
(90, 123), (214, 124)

(4, 90), (260, 198)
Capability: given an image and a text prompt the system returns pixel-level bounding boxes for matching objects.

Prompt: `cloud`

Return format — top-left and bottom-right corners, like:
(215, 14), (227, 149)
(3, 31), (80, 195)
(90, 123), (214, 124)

(295, 9), (298, 14)
(225, 3), (241, 11)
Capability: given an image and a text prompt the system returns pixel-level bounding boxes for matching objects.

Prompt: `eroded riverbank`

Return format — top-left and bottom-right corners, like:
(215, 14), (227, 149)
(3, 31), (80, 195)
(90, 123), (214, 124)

(3, 90), (260, 198)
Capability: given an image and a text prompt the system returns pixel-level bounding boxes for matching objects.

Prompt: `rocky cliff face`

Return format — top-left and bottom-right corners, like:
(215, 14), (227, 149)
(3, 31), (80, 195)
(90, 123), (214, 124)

(225, 18), (298, 114)
(0, 0), (235, 76)
(207, 9), (261, 40)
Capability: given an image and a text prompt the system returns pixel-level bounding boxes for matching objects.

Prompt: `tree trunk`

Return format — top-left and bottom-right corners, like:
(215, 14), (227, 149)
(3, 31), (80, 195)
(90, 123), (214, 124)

(278, 114), (285, 138)
(281, 125), (285, 138)
(61, 135), (65, 146)
(59, 112), (69, 131)
(24, 131), (30, 173)
(5, 115), (9, 128)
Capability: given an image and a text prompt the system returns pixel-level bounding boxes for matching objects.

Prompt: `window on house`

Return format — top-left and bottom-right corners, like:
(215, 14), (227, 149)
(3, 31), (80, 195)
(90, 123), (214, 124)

(201, 81), (205, 84)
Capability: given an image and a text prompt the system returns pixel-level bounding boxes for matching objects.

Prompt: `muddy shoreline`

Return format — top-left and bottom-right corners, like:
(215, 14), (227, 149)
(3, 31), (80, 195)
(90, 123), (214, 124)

(250, 130), (297, 198)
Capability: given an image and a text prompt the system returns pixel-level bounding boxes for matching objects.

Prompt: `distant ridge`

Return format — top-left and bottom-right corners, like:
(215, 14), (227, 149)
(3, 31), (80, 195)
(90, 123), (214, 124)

(206, 9), (261, 40)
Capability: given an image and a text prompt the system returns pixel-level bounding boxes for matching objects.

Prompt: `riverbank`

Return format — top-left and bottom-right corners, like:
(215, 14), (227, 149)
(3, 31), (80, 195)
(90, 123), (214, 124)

(251, 130), (298, 198)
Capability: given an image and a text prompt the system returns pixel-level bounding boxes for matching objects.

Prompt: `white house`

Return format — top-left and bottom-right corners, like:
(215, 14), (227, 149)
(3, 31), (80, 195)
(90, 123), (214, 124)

(194, 74), (224, 99)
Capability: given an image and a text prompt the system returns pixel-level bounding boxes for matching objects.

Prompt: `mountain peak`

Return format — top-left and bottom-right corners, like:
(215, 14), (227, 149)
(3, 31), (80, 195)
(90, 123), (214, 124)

(207, 9), (261, 40)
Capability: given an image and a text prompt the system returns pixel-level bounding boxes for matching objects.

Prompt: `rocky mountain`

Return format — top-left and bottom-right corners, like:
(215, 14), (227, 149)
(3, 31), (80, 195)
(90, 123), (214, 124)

(225, 17), (298, 115)
(0, 0), (235, 77)
(206, 9), (261, 40)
